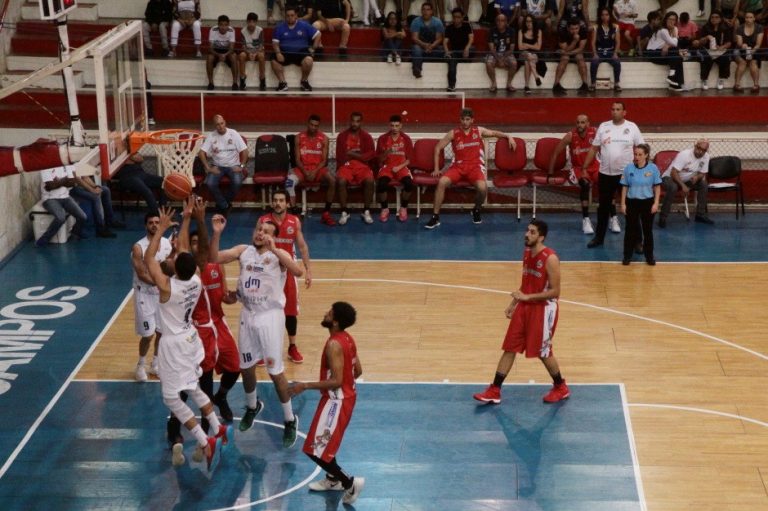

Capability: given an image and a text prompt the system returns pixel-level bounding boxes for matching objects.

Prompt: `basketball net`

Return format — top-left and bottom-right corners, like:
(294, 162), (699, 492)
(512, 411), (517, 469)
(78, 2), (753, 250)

(146, 129), (204, 186)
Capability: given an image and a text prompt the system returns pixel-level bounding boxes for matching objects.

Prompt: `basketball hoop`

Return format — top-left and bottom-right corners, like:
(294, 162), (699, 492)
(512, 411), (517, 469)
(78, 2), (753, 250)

(142, 129), (204, 185)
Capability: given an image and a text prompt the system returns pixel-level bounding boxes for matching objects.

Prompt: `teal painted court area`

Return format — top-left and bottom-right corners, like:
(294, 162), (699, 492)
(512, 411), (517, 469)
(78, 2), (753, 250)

(0, 381), (642, 511)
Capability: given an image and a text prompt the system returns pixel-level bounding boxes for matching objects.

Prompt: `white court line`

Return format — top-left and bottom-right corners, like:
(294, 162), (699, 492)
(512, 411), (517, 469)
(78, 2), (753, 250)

(0, 289), (134, 480)
(629, 403), (768, 429)
(621, 384), (648, 511)
(309, 259), (768, 265)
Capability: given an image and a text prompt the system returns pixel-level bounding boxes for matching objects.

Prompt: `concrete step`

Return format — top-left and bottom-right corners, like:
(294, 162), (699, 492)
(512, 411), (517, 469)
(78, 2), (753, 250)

(0, 69), (85, 90)
(22, 1), (99, 21)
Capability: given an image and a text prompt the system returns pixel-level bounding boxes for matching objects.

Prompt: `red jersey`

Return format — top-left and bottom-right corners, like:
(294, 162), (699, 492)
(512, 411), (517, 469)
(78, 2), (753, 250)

(570, 127), (599, 172)
(319, 331), (358, 400)
(298, 131), (327, 168)
(376, 131), (413, 167)
(193, 263), (225, 324)
(520, 247), (557, 301)
(451, 126), (484, 165)
(259, 212), (299, 257)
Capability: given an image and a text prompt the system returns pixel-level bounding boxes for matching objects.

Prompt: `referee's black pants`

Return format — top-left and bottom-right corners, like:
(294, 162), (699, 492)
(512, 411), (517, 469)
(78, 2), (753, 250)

(624, 198), (655, 261)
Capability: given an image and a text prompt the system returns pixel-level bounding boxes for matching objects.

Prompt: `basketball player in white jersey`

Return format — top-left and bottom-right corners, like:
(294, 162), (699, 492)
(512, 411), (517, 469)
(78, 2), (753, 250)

(131, 212), (173, 382)
(209, 215), (305, 448)
(145, 206), (232, 471)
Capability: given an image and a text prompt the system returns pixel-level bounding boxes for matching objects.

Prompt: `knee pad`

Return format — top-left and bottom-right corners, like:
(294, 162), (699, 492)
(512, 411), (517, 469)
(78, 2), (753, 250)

(401, 176), (414, 192)
(163, 395), (195, 424)
(578, 178), (591, 201)
(187, 387), (212, 409)
(377, 177), (391, 190)
(285, 315), (298, 337)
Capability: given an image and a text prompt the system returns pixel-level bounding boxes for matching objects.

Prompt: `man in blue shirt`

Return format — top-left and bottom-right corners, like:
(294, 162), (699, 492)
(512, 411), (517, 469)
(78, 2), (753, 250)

(410, 2), (445, 78)
(271, 6), (321, 91)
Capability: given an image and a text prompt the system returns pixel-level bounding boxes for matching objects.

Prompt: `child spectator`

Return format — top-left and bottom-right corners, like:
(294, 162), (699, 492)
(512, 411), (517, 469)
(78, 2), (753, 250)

(613, 0), (639, 54)
(239, 12), (267, 91)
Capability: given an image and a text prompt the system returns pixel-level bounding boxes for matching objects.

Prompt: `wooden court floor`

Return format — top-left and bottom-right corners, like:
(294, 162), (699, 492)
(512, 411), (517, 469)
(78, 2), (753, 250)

(79, 260), (768, 511)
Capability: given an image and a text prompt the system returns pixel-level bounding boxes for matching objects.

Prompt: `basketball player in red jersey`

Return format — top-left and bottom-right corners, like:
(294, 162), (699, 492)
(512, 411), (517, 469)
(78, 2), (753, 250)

(425, 108), (517, 229)
(289, 302), (365, 505)
(258, 189), (313, 364)
(376, 114), (415, 222)
(548, 114), (601, 235)
(473, 219), (570, 404)
(285, 114), (337, 225)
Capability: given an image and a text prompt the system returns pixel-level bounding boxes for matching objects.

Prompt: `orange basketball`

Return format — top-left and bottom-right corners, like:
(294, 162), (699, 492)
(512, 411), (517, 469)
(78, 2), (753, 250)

(163, 173), (193, 201)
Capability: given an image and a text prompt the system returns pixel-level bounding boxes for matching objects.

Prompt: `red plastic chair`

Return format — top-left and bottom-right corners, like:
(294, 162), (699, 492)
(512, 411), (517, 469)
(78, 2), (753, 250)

(653, 150), (689, 219)
(492, 137), (529, 220)
(531, 137), (570, 218)
(411, 138), (445, 218)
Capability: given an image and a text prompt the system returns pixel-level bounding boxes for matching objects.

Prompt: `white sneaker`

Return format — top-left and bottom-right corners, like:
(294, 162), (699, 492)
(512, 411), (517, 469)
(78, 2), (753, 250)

(172, 443), (185, 467)
(195, 50), (202, 58)
(610, 215), (621, 233)
(308, 477), (344, 491)
(167, 50), (175, 58)
(717, 79), (724, 90)
(387, 53), (394, 63)
(135, 363), (148, 382)
(361, 210), (374, 224)
(342, 477), (365, 505)
(149, 358), (159, 375)
(395, 54), (402, 65)
(696, 9), (705, 16)
(701, 81), (709, 90)
(582, 217), (594, 235)
(338, 212), (351, 225)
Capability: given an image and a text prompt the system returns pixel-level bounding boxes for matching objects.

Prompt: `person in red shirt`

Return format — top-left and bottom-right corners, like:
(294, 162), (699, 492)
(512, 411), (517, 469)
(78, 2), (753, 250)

(289, 302), (365, 505)
(285, 114), (337, 225)
(425, 108), (517, 229)
(376, 114), (415, 222)
(473, 219), (570, 404)
(335, 112), (377, 225)
(258, 189), (313, 364)
(547, 114), (602, 235)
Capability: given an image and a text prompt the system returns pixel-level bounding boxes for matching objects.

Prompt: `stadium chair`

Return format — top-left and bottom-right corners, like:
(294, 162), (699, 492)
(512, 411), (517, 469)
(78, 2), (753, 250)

(530, 137), (569, 218)
(252, 134), (289, 208)
(653, 150), (690, 220)
(491, 137), (528, 220)
(707, 156), (745, 218)
(411, 138), (444, 218)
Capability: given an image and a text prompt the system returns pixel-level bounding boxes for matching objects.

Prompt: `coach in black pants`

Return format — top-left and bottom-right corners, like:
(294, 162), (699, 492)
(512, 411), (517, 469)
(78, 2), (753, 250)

(620, 143), (661, 265)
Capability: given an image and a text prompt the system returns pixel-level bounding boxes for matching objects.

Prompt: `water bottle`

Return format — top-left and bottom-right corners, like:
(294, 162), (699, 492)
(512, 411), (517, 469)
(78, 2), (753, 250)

(746, 47), (753, 60)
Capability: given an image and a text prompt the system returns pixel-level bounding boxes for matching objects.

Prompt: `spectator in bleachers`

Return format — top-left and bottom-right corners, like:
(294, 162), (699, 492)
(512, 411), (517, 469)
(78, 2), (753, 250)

(70, 177), (126, 238)
(698, 10), (734, 89)
(613, 0), (639, 54)
(658, 139), (714, 227)
(556, 0), (590, 36)
(715, 0), (740, 27)
(285, 115), (338, 225)
(376, 114), (415, 222)
(677, 11), (700, 48)
(410, 2), (446, 78)
(522, 0), (555, 31)
(590, 8), (622, 91)
(494, 0), (522, 27)
(739, 0), (768, 22)
(267, 0), (286, 25)
(36, 165), (88, 247)
(206, 15), (238, 91)
(398, 0), (414, 24)
(457, 0), (491, 23)
(444, 7), (474, 91)
(271, 6), (321, 92)
(313, 0), (353, 58)
(239, 12), (267, 91)
(143, 0), (172, 57)
(286, 0), (315, 21)
(169, 0), (202, 58)
(733, 11), (764, 91)
(335, 112), (377, 225)
(115, 152), (167, 215)
(518, 13), (544, 93)
(382, 11), (406, 64)
(198, 114), (249, 214)
(645, 11), (686, 91)
(486, 13), (518, 92)
(636, 10), (662, 55)
(552, 18), (589, 92)
(361, 0), (384, 26)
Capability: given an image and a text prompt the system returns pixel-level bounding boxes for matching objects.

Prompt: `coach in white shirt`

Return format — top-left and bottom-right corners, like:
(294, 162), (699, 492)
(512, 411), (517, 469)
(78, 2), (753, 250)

(581, 101), (645, 248)
(659, 139), (714, 227)
(37, 165), (88, 246)
(199, 114), (249, 214)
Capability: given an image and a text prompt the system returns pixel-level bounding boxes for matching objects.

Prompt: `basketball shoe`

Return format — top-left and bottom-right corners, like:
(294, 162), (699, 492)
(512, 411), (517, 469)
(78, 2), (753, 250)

(542, 381), (570, 403)
(342, 477), (365, 504)
(397, 207), (408, 222)
(171, 443), (185, 467)
(309, 477), (344, 491)
(473, 385), (501, 404)
(149, 358), (159, 376)
(288, 344), (304, 363)
(214, 392), (234, 422)
(135, 363), (148, 382)
(609, 215), (621, 233)
(380, 208), (390, 222)
(206, 436), (222, 472)
(239, 400), (264, 432)
(283, 415), (299, 448)
(321, 211), (337, 226)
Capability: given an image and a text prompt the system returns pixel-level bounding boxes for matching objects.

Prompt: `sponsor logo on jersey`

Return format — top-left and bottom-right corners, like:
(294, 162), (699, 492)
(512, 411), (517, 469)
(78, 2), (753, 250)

(286, 226), (295, 235)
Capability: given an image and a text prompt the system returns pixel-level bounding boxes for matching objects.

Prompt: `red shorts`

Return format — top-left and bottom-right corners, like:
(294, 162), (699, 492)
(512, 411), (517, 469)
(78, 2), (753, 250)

(378, 164), (412, 182)
(303, 395), (356, 462)
(618, 22), (638, 38)
(198, 318), (240, 374)
(579, 167), (599, 184)
(294, 166), (329, 184)
(336, 160), (373, 185)
(502, 301), (559, 358)
(443, 162), (486, 184)
(283, 272), (299, 316)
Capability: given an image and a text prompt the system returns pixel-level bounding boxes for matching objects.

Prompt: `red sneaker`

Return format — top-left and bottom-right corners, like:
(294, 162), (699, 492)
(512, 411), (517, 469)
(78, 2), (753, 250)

(321, 211), (336, 226)
(473, 385), (501, 404)
(288, 344), (304, 363)
(215, 424), (233, 446)
(543, 381), (570, 403)
(205, 436), (221, 471)
(255, 359), (265, 367)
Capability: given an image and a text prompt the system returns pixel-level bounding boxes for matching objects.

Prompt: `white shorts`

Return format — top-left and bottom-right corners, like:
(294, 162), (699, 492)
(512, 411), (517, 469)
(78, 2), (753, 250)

(158, 329), (204, 398)
(239, 308), (285, 374)
(134, 289), (161, 337)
